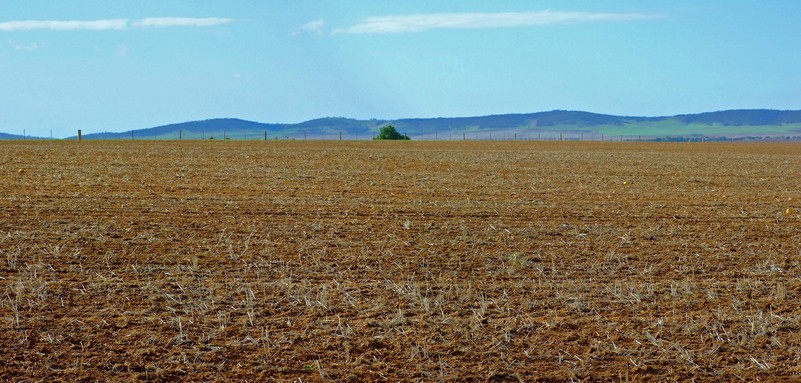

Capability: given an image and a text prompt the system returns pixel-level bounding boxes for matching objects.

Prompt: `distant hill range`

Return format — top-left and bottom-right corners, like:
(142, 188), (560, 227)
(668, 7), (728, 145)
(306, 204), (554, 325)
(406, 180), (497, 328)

(6, 109), (801, 140)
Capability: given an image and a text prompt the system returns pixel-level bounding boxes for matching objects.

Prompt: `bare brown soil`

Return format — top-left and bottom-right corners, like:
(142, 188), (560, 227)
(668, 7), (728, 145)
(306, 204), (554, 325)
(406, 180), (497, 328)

(1, 140), (800, 382)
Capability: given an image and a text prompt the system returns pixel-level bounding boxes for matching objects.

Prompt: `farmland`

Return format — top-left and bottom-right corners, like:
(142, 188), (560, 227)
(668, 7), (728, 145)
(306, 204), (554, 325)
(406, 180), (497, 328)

(1, 140), (800, 382)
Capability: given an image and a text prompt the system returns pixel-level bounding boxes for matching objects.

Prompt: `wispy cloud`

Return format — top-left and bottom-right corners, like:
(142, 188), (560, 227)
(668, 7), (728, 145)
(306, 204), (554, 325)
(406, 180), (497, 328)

(13, 42), (40, 51)
(334, 11), (661, 34)
(0, 17), (231, 32)
(297, 19), (326, 35)
(132, 17), (231, 28)
(0, 19), (127, 31)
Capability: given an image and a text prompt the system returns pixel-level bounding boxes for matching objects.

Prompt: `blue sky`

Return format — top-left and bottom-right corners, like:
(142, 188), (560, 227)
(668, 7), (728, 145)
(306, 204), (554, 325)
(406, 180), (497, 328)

(2, 1), (800, 137)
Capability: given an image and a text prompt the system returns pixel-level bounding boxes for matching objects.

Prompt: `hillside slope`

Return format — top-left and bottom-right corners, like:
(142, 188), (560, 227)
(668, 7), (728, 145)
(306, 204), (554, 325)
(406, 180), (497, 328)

(22, 109), (801, 140)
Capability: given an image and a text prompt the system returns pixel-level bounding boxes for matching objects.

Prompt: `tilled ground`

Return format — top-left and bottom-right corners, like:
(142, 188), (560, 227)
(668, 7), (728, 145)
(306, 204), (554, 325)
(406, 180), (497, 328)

(1, 140), (800, 382)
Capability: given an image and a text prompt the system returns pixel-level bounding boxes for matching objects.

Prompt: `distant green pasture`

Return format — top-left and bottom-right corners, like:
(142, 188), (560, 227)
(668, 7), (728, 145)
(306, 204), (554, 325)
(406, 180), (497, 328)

(551, 121), (801, 137)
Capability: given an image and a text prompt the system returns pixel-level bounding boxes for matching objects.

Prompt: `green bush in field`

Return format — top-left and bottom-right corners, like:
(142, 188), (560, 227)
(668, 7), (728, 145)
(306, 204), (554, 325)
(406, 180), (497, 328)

(374, 125), (410, 140)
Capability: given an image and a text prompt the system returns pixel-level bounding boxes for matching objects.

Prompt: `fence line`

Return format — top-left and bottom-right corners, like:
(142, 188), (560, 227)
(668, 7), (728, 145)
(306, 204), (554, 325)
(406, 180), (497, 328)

(67, 129), (793, 142)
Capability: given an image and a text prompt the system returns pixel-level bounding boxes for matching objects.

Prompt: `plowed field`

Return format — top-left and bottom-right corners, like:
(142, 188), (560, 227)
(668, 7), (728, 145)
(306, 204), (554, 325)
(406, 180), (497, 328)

(1, 141), (800, 382)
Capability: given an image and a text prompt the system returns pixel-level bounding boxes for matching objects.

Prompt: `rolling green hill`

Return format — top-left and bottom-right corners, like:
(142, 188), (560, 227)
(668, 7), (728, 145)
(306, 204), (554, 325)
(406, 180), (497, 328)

(0, 133), (27, 140)
(16, 109), (801, 141)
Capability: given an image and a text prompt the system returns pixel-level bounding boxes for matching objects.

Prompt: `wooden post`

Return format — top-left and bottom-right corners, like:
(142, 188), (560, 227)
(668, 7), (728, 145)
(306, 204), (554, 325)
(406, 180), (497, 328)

(339, 131), (342, 141)
(78, 130), (82, 141)
(463, 132), (466, 140)
(265, 131), (267, 141)
(179, 129), (182, 140)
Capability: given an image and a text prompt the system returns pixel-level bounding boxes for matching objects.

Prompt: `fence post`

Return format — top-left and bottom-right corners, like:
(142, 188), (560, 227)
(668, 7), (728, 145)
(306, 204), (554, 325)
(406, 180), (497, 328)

(78, 130), (82, 141)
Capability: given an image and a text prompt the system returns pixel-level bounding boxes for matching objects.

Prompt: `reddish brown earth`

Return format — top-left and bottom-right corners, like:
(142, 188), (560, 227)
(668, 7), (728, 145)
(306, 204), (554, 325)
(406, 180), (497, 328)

(1, 140), (800, 382)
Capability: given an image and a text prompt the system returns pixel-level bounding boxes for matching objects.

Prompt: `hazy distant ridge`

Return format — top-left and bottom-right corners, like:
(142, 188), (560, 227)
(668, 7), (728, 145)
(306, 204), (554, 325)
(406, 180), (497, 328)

(7, 109), (801, 140)
(675, 109), (801, 125)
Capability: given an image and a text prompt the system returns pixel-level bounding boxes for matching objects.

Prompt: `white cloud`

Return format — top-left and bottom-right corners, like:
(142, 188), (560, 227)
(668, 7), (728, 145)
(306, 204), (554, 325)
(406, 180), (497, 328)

(0, 19), (128, 31)
(298, 19), (326, 35)
(334, 11), (661, 34)
(13, 42), (40, 51)
(0, 17), (232, 32)
(132, 17), (232, 28)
